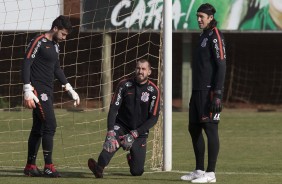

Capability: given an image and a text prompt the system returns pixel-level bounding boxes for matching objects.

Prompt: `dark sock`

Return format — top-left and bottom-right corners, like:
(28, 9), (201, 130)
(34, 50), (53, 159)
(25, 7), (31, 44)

(27, 155), (37, 165)
(43, 150), (52, 164)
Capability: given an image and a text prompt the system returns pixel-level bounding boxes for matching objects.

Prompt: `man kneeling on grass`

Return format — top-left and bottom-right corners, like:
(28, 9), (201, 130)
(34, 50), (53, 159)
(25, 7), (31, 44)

(88, 59), (160, 178)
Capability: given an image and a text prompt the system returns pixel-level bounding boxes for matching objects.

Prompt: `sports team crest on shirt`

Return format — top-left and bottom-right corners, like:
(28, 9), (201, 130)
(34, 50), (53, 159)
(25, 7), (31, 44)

(40, 93), (48, 101)
(141, 92), (150, 102)
(201, 38), (208, 47)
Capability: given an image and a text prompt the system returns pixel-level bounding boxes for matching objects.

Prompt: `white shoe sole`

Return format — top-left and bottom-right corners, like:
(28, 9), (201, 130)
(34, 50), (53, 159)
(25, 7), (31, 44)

(191, 178), (216, 183)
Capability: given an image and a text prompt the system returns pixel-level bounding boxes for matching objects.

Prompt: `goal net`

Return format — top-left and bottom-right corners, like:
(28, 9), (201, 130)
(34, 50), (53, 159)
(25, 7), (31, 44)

(0, 0), (163, 171)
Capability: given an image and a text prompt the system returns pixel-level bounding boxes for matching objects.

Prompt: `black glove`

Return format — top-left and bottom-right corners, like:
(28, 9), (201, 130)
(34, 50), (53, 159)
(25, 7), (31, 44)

(120, 130), (139, 151)
(210, 90), (223, 113)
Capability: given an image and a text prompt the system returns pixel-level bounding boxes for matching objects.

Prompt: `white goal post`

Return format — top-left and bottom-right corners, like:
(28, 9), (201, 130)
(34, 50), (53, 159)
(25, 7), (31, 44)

(163, 0), (172, 171)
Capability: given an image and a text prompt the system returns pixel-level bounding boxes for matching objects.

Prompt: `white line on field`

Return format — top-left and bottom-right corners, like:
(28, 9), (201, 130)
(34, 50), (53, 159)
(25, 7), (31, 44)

(144, 170), (282, 176)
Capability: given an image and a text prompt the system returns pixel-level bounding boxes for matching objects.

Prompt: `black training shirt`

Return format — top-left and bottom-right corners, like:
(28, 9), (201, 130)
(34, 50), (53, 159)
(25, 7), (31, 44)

(107, 78), (160, 136)
(192, 27), (226, 91)
(22, 34), (68, 91)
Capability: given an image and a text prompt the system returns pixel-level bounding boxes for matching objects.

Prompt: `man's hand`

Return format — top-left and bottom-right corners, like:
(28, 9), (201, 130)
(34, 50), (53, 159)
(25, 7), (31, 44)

(120, 130), (139, 151)
(23, 84), (39, 109)
(103, 130), (119, 153)
(63, 83), (80, 106)
(210, 90), (222, 113)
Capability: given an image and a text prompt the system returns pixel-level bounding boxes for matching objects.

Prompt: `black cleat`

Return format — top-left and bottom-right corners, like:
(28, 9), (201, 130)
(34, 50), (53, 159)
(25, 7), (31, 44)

(24, 164), (43, 177)
(43, 164), (61, 177)
(88, 158), (103, 178)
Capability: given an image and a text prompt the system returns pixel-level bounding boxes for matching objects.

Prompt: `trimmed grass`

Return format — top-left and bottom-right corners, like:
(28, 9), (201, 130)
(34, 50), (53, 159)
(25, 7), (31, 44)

(1, 109), (282, 183)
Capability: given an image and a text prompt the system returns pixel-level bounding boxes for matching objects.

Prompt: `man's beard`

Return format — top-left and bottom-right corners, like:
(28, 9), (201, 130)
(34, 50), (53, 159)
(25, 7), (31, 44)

(136, 75), (148, 83)
(53, 33), (59, 42)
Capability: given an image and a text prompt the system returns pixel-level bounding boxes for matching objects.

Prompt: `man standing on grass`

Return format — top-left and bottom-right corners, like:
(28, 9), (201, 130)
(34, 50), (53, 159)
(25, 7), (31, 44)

(88, 59), (160, 178)
(22, 15), (80, 177)
(181, 3), (226, 183)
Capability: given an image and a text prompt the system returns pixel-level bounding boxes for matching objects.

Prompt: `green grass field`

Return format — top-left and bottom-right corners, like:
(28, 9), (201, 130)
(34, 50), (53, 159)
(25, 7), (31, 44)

(0, 108), (282, 184)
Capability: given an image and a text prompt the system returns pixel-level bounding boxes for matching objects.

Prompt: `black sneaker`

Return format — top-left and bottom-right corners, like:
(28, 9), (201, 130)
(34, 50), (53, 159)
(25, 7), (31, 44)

(88, 158), (103, 178)
(24, 164), (43, 177)
(43, 164), (61, 177)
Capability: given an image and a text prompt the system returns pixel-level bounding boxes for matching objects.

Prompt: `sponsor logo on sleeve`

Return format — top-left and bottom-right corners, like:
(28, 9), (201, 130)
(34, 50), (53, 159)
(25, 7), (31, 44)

(115, 87), (123, 105)
(213, 39), (220, 58)
(31, 41), (41, 58)
(222, 39), (226, 59)
(149, 99), (155, 112)
(147, 86), (154, 92)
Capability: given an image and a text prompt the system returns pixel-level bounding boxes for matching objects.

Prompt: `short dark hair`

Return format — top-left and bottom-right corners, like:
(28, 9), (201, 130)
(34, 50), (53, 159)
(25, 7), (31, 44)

(137, 59), (151, 69)
(51, 15), (72, 33)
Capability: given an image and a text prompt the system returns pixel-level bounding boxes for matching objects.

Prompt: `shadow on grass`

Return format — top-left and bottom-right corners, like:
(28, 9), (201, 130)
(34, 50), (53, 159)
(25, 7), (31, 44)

(98, 171), (182, 182)
(0, 169), (182, 183)
(0, 169), (89, 178)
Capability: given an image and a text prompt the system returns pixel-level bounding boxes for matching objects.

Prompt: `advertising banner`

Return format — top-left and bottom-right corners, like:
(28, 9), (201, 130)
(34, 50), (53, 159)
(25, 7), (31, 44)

(82, 0), (281, 32)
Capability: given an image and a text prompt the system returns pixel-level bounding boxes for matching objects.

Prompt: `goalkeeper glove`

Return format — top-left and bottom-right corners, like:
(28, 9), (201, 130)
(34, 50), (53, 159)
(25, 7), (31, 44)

(63, 83), (80, 107)
(103, 130), (119, 153)
(120, 130), (139, 151)
(23, 84), (39, 109)
(210, 90), (223, 113)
